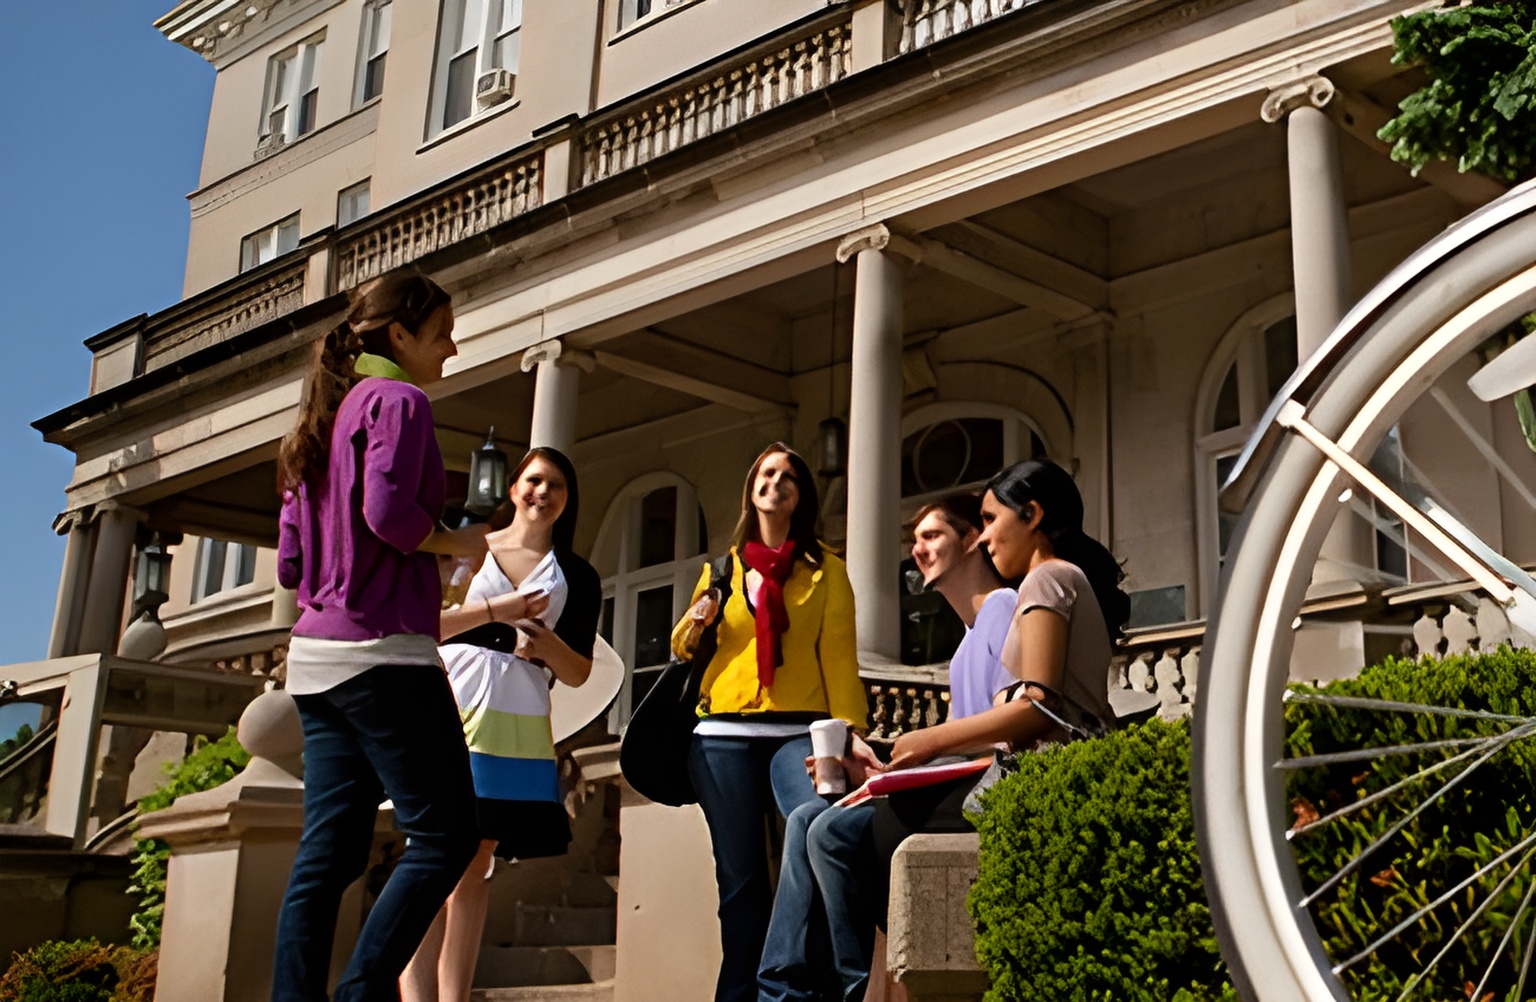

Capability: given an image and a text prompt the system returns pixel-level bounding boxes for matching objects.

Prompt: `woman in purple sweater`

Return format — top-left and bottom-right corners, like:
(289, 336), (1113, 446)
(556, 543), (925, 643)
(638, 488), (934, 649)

(271, 273), (522, 1002)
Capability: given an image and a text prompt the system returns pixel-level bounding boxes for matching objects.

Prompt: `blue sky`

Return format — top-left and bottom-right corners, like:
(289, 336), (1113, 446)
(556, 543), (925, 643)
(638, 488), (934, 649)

(0, 4), (213, 735)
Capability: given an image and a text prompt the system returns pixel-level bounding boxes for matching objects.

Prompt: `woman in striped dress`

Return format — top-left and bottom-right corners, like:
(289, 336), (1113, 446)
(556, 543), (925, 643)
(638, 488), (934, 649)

(401, 446), (601, 1002)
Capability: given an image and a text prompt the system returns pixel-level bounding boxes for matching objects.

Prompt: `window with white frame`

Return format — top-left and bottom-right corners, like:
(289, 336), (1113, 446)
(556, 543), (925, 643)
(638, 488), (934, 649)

(240, 214), (301, 272)
(192, 538), (257, 603)
(432, 0), (522, 134)
(356, 0), (391, 105)
(337, 180), (371, 227)
(591, 475), (707, 727)
(261, 34), (324, 145)
(618, 0), (689, 30)
(1194, 301), (1298, 612)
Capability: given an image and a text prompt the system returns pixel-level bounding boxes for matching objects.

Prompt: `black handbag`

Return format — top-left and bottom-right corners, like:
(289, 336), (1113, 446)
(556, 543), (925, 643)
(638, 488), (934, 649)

(619, 554), (733, 806)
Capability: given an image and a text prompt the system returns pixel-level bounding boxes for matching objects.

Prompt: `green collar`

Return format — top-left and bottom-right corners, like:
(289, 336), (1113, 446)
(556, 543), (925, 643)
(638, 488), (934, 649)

(354, 352), (414, 384)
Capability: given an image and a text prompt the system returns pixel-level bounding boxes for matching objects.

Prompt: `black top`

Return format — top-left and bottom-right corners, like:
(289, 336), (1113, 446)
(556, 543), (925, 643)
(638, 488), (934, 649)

(443, 549), (603, 660)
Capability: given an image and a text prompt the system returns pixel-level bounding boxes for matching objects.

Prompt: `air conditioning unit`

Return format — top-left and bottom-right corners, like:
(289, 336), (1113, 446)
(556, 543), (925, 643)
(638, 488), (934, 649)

(253, 131), (286, 160)
(475, 68), (516, 106)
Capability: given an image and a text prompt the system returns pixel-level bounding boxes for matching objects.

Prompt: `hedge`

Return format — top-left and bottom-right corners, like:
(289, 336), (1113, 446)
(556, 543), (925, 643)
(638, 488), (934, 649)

(0, 939), (155, 1002)
(967, 718), (1236, 1001)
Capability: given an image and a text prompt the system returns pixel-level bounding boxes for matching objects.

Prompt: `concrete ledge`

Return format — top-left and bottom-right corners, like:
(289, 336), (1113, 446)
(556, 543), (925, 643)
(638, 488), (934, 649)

(886, 833), (987, 1002)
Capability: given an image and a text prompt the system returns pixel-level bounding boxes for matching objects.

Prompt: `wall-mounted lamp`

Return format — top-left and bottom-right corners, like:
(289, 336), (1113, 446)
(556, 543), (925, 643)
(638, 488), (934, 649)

(465, 426), (509, 519)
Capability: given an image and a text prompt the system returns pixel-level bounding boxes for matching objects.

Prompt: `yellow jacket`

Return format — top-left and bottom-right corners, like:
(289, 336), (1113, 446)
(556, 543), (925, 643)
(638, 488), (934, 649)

(671, 547), (868, 730)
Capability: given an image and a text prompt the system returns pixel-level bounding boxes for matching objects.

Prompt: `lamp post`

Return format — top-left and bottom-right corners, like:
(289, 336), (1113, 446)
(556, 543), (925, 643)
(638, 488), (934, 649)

(121, 531), (175, 660)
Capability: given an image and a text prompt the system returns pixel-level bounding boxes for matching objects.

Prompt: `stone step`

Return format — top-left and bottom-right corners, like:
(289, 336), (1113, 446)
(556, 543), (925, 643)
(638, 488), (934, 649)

(498, 904), (616, 947)
(471, 980), (614, 1002)
(474, 945), (616, 987)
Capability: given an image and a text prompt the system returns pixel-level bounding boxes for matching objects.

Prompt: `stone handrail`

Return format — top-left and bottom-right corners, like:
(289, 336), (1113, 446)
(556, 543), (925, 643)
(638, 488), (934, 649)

(900, 0), (1041, 54)
(861, 662), (952, 741)
(142, 260), (307, 373)
(334, 150), (544, 291)
(578, 17), (852, 187)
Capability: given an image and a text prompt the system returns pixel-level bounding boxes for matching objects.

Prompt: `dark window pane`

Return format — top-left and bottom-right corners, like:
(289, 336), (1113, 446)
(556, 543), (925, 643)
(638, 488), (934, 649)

(297, 88), (318, 135)
(444, 51), (476, 128)
(901, 418), (1005, 496)
(697, 504), (708, 556)
(1263, 316), (1299, 402)
(201, 541), (227, 599)
(600, 597), (615, 644)
(234, 544), (257, 588)
(1213, 364), (1241, 431)
(633, 585), (675, 669)
(267, 107), (286, 138)
(363, 53), (386, 101)
(899, 557), (964, 666)
(638, 487), (677, 567)
(1216, 453), (1240, 559)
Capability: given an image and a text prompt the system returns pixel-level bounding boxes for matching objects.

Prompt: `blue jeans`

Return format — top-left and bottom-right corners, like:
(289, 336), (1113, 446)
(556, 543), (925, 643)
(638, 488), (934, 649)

(272, 665), (480, 1002)
(688, 733), (820, 1002)
(758, 801), (877, 1002)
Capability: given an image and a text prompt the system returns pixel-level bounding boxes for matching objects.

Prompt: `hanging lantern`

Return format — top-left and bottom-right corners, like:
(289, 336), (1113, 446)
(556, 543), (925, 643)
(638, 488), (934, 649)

(465, 426), (509, 517)
(816, 416), (847, 478)
(133, 533), (174, 607)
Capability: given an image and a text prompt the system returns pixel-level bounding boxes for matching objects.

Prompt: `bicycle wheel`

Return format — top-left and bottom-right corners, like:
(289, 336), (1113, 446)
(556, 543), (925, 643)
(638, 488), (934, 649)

(1195, 180), (1536, 1001)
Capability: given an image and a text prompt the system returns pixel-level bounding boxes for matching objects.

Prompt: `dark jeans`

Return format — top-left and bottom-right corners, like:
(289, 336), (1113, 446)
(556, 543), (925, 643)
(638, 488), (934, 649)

(688, 732), (820, 1002)
(758, 800), (878, 1002)
(272, 665), (479, 1002)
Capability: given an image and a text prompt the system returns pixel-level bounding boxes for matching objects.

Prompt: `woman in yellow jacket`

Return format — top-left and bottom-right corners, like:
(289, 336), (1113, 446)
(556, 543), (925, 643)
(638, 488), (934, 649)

(672, 442), (869, 1002)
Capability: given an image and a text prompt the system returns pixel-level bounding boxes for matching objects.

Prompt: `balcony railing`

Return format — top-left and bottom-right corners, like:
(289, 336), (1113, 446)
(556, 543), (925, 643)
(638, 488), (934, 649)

(900, 0), (1042, 54)
(143, 260), (307, 373)
(334, 151), (544, 292)
(579, 17), (852, 187)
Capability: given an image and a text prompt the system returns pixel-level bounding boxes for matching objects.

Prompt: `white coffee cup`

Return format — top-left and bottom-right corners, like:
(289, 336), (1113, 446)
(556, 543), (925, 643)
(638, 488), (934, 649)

(809, 718), (849, 795)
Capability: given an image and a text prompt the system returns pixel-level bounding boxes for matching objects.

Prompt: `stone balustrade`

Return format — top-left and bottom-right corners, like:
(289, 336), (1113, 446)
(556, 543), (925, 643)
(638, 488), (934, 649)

(334, 151), (544, 292)
(1386, 580), (1536, 658)
(141, 261), (307, 373)
(861, 663), (951, 741)
(900, 0), (1041, 54)
(579, 18), (851, 187)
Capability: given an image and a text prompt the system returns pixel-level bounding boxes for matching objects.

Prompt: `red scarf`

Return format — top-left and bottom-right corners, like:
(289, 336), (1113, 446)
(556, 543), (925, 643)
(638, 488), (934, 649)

(742, 539), (796, 688)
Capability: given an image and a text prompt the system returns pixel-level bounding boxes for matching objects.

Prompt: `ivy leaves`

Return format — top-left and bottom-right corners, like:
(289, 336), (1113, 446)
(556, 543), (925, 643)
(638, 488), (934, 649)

(1379, 3), (1536, 184)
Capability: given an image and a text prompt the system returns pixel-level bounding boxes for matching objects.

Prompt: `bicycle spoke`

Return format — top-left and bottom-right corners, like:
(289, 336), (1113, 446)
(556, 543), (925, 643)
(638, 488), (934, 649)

(1332, 830), (1536, 975)
(1470, 864), (1536, 1001)
(1298, 725), (1536, 908)
(1514, 914), (1536, 1002)
(1280, 723), (1534, 771)
(1287, 739), (1507, 840)
(1284, 691), (1536, 725)
(1386, 843), (1536, 1001)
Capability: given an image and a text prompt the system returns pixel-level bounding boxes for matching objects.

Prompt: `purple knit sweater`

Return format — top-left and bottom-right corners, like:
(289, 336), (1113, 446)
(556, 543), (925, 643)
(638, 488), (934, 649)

(278, 377), (445, 641)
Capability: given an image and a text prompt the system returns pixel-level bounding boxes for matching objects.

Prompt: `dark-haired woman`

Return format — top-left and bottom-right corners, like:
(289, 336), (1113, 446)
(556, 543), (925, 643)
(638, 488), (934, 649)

(672, 443), (870, 1002)
(868, 459), (1128, 914)
(272, 273), (498, 1001)
(401, 447), (601, 1002)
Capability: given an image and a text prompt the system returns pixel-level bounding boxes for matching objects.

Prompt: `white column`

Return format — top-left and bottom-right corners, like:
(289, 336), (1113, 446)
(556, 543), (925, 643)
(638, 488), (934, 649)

(521, 340), (593, 455)
(48, 516), (96, 658)
(1263, 75), (1370, 584)
(75, 505), (140, 657)
(838, 224), (906, 662)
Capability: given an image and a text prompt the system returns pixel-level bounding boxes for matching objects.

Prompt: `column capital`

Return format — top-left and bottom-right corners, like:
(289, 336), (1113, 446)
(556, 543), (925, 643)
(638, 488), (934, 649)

(1261, 75), (1336, 123)
(519, 339), (595, 374)
(836, 224), (891, 263)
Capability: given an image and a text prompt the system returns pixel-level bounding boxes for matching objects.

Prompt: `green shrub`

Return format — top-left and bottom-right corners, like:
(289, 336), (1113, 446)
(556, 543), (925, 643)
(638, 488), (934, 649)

(0, 938), (156, 1002)
(129, 729), (250, 950)
(1285, 647), (1536, 1002)
(967, 719), (1237, 1001)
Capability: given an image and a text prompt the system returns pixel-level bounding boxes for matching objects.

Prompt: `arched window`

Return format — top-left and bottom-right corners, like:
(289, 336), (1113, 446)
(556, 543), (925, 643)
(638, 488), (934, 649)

(897, 404), (1050, 665)
(590, 474), (707, 725)
(1194, 297), (1298, 612)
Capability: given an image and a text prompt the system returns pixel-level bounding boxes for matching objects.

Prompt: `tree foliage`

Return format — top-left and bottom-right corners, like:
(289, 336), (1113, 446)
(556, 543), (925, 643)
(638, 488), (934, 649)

(1379, 3), (1536, 183)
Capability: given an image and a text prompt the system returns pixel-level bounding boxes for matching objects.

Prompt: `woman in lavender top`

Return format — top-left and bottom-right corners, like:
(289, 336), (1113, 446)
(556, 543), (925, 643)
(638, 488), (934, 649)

(270, 273), (530, 1002)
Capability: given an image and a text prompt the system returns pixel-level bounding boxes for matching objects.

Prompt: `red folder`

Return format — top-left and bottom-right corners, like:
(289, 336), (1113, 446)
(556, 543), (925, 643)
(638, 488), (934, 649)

(834, 756), (991, 808)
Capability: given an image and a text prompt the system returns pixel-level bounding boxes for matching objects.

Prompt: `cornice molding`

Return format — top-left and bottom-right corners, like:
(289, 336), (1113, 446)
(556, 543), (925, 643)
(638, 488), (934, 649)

(156, 0), (339, 65)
